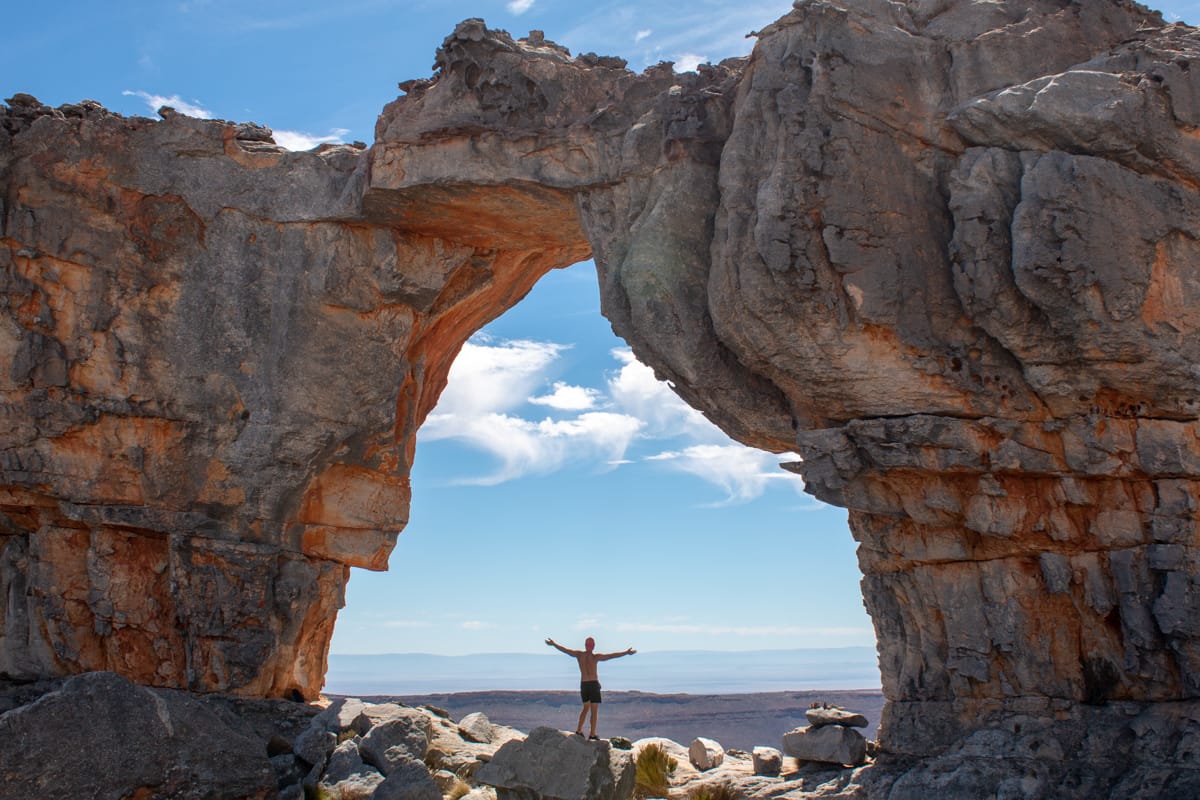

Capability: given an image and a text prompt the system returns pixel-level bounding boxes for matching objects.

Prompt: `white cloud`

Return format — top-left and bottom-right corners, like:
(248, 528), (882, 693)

(421, 338), (643, 484)
(529, 381), (600, 411)
(507, 0), (535, 14)
(427, 410), (642, 485)
(646, 443), (805, 504)
(420, 338), (808, 501)
(606, 348), (714, 441)
(272, 127), (350, 151)
(460, 620), (495, 630)
(426, 338), (567, 421)
(634, 29), (652, 42)
(674, 53), (707, 72)
(122, 90), (212, 119)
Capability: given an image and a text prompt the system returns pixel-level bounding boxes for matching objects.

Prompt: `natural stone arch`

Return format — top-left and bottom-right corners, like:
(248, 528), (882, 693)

(4, 1), (1200, 792)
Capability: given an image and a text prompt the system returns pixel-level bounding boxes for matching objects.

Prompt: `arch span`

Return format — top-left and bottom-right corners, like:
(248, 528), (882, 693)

(4, 1), (1200, 791)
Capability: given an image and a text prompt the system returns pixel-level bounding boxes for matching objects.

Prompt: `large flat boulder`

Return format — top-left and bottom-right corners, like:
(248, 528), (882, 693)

(477, 726), (635, 800)
(782, 725), (867, 767)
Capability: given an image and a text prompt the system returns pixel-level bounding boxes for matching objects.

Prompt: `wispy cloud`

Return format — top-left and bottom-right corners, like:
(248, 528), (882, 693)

(645, 444), (805, 504)
(122, 90), (212, 119)
(272, 127), (350, 151)
(507, 0), (535, 14)
(556, 0), (782, 71)
(634, 29), (653, 43)
(606, 348), (712, 440)
(529, 381), (600, 411)
(421, 337), (808, 502)
(460, 620), (495, 630)
(427, 338), (566, 419)
(420, 339), (642, 484)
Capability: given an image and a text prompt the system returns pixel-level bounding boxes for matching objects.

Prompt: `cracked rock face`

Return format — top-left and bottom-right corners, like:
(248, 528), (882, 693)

(4, 1), (1200, 794)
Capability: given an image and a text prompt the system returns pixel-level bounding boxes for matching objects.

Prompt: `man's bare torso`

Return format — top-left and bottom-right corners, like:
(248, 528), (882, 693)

(576, 651), (600, 682)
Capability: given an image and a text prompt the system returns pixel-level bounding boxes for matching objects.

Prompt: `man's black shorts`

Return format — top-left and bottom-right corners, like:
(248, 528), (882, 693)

(580, 680), (602, 704)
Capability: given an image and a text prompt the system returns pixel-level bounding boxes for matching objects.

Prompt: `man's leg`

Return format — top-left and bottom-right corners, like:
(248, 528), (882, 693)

(588, 702), (599, 737)
(576, 703), (589, 735)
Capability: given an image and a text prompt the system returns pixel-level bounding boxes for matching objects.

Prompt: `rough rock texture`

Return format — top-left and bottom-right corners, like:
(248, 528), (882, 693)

(783, 725), (869, 767)
(806, 707), (868, 729)
(476, 726), (635, 800)
(0, 671), (276, 799)
(5, 0), (1200, 795)
(752, 746), (782, 777)
(688, 737), (725, 770)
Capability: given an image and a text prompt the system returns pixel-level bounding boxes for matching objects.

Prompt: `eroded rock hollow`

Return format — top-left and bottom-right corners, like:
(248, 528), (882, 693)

(4, 0), (1200, 793)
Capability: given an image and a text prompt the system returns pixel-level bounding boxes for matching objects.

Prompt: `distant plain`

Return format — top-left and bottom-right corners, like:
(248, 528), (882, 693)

(325, 648), (884, 750)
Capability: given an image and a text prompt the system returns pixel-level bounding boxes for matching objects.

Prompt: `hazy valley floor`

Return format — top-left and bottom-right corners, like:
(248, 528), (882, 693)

(335, 689), (885, 752)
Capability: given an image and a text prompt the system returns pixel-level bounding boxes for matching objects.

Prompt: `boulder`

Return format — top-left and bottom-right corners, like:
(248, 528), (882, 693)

(782, 725), (867, 767)
(805, 707), (869, 729)
(459, 710), (496, 743)
(360, 713), (432, 774)
(0, 671), (275, 799)
(751, 746), (782, 777)
(311, 698), (371, 736)
(373, 755), (442, 800)
(294, 727), (338, 770)
(477, 726), (635, 800)
(688, 738), (725, 771)
(320, 740), (385, 799)
(363, 702), (429, 729)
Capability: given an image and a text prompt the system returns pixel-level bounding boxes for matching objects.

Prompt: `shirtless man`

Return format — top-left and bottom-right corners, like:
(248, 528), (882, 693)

(545, 637), (636, 740)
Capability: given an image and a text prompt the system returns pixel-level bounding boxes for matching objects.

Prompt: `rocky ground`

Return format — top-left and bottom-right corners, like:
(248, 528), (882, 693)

(370, 690), (886, 751)
(0, 671), (874, 799)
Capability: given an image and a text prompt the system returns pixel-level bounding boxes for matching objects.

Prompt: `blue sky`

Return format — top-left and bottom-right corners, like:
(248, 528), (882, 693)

(6, 0), (1198, 664)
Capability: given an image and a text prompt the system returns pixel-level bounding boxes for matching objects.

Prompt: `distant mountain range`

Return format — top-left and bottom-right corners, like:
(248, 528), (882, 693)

(324, 647), (881, 695)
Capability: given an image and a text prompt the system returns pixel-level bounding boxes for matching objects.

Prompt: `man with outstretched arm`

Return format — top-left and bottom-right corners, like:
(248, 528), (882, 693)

(545, 636), (636, 740)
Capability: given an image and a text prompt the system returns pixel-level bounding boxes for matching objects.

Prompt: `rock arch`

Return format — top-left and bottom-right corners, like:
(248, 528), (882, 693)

(4, 0), (1200, 791)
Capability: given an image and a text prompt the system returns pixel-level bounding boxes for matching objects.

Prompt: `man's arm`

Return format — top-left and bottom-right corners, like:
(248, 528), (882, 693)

(597, 647), (636, 660)
(545, 638), (582, 656)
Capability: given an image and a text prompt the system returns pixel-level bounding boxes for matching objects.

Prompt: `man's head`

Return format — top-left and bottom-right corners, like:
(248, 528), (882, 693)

(585, 637), (595, 652)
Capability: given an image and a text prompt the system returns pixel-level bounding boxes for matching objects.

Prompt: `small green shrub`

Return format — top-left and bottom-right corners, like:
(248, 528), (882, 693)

(634, 742), (678, 799)
(687, 782), (742, 800)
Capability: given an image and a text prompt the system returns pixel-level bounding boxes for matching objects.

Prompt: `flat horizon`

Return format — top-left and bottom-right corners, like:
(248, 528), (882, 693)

(323, 646), (882, 695)
(329, 645), (877, 657)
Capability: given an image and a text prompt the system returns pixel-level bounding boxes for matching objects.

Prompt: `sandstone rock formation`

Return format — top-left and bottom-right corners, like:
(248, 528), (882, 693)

(4, 0), (1200, 795)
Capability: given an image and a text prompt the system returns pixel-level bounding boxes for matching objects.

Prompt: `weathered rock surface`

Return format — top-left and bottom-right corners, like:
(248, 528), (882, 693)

(6, 0), (1200, 796)
(751, 746), (782, 777)
(783, 725), (868, 767)
(688, 737), (725, 771)
(0, 671), (277, 799)
(806, 707), (868, 729)
(477, 726), (635, 800)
